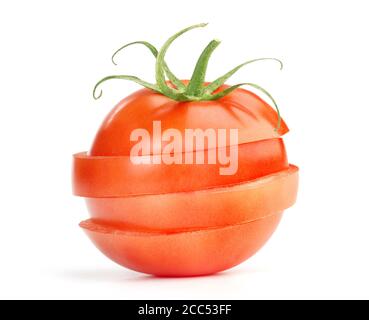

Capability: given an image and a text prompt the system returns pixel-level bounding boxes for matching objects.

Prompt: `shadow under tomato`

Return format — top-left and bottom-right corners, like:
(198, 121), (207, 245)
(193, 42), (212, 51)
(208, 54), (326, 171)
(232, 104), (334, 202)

(58, 265), (268, 284)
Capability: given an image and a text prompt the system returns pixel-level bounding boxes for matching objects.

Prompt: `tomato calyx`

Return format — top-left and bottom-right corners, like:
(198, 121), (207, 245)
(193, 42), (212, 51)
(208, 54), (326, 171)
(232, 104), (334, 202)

(93, 23), (284, 130)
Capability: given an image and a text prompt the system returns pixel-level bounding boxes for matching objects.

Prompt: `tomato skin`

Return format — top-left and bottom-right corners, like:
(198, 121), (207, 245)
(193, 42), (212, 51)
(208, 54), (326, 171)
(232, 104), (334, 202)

(73, 138), (288, 197)
(80, 212), (283, 277)
(86, 165), (298, 231)
(90, 86), (288, 157)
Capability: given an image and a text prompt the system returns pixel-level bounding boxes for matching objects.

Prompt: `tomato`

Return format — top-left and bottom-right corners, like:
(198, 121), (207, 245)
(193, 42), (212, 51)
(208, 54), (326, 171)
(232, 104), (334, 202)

(85, 165), (298, 231)
(73, 138), (288, 196)
(80, 212), (283, 277)
(74, 23), (299, 276)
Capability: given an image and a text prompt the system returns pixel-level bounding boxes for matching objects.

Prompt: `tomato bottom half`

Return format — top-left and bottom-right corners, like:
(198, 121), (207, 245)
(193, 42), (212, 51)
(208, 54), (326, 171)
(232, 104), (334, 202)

(81, 211), (283, 277)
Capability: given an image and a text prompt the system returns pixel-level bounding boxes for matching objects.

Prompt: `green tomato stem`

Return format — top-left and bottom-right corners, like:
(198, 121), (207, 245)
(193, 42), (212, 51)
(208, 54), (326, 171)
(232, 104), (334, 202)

(186, 39), (220, 97)
(93, 23), (283, 129)
(155, 23), (208, 101)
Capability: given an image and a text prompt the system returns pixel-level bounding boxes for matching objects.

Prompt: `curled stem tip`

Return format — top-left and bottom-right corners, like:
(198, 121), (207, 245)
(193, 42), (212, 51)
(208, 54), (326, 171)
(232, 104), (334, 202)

(111, 40), (185, 91)
(111, 41), (158, 65)
(93, 88), (103, 100)
(205, 57), (283, 94)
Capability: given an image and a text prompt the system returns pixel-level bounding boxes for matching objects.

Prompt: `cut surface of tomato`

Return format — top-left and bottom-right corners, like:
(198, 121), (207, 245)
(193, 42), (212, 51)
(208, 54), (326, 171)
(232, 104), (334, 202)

(73, 138), (288, 197)
(80, 212), (283, 277)
(86, 165), (298, 231)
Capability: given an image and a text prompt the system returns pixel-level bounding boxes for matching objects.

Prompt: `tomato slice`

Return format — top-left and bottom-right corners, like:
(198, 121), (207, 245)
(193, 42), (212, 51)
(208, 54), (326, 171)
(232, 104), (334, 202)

(73, 138), (288, 197)
(80, 212), (283, 277)
(86, 165), (298, 231)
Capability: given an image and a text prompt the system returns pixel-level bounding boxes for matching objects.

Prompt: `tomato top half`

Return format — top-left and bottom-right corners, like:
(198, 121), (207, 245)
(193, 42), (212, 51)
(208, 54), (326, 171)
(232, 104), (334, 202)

(90, 85), (288, 157)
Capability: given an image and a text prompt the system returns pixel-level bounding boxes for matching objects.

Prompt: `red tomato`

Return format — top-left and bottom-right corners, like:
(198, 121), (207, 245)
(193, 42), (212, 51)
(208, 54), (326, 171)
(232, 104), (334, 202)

(73, 86), (298, 276)
(74, 24), (299, 276)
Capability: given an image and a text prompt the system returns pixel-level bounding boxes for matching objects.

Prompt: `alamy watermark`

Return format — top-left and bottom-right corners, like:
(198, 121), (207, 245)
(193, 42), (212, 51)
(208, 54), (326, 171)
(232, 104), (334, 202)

(130, 121), (239, 175)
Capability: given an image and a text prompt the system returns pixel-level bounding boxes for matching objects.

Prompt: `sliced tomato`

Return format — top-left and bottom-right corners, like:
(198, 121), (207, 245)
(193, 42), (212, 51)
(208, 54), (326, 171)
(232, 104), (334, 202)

(86, 165), (298, 231)
(73, 138), (288, 197)
(80, 212), (283, 277)
(90, 86), (288, 157)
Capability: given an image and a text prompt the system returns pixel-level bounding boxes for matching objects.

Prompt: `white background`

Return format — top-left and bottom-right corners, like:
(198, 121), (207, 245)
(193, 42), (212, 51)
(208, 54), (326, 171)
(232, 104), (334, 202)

(1, 0), (368, 300)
